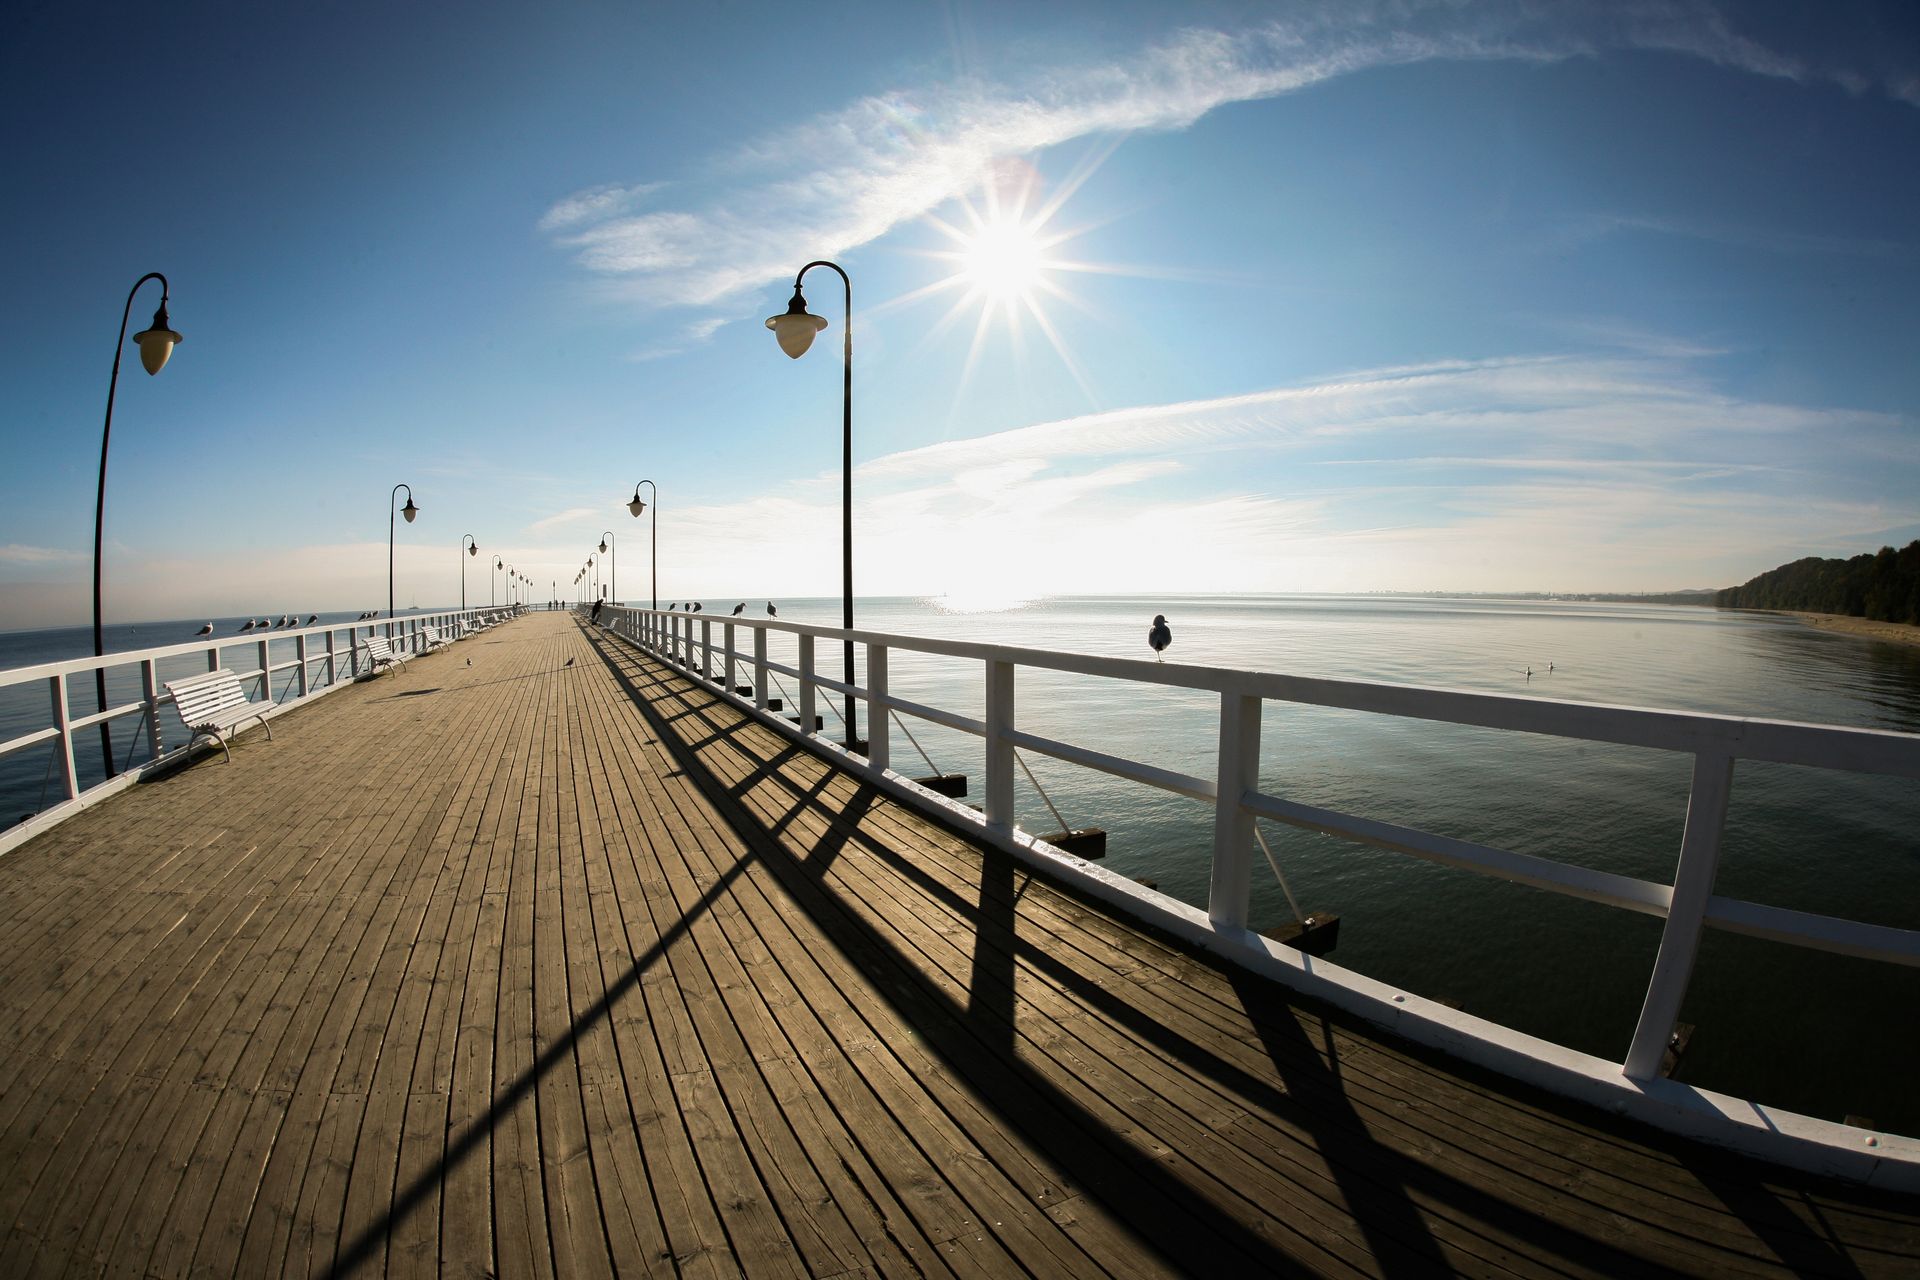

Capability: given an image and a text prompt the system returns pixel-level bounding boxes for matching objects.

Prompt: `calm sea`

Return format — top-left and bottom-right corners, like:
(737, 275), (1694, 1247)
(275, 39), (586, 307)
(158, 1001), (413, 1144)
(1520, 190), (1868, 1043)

(4, 595), (1918, 1133)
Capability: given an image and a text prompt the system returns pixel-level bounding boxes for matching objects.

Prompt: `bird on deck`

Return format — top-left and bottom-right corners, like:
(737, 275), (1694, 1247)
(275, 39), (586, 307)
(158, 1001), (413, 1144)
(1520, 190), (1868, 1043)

(466, 658), (472, 667)
(731, 603), (745, 615)
(1148, 614), (1172, 661)
(766, 602), (778, 617)
(564, 656), (576, 668)
(197, 622), (213, 636)
(238, 620), (255, 633)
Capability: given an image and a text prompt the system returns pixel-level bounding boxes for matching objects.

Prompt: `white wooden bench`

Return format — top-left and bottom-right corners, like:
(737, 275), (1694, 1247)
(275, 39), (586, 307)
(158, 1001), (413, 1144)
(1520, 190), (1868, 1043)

(363, 634), (400, 677)
(420, 625), (452, 651)
(164, 668), (275, 764)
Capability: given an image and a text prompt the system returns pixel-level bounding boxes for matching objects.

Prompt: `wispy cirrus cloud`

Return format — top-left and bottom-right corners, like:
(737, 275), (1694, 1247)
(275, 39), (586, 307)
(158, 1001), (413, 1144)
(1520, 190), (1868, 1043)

(529, 506), (601, 532)
(0, 543), (83, 566)
(540, 2), (1918, 309)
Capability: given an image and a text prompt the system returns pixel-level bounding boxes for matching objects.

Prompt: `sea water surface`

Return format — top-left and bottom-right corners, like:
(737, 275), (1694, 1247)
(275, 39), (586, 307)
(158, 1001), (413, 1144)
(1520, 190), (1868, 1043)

(4, 595), (1918, 1134)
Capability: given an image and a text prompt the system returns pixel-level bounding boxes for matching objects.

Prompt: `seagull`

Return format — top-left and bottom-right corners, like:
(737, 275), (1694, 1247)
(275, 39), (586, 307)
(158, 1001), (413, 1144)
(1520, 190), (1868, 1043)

(307, 614), (318, 625)
(667, 603), (679, 612)
(732, 603), (745, 615)
(691, 602), (702, 613)
(1148, 614), (1172, 661)
(197, 622), (214, 636)
(466, 658), (472, 667)
(766, 602), (778, 617)
(239, 620), (255, 632)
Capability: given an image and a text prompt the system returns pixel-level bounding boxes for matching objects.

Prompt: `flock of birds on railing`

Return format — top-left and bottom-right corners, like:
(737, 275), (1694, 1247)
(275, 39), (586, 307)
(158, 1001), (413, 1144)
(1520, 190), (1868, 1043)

(655, 602), (779, 617)
(197, 609), (461, 636)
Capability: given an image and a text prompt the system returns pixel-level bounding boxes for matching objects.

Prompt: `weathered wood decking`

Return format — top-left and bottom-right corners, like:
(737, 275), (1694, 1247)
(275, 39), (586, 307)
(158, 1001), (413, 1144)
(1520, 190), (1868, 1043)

(0, 610), (1914, 1278)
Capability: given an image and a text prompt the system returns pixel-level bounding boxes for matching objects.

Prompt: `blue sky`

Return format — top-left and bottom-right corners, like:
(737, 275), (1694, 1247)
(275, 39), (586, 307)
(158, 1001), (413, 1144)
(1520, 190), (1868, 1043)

(3, 0), (1918, 623)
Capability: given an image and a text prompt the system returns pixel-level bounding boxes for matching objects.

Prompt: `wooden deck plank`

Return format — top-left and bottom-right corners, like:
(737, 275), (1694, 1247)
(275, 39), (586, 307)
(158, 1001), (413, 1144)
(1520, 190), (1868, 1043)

(0, 611), (1914, 1280)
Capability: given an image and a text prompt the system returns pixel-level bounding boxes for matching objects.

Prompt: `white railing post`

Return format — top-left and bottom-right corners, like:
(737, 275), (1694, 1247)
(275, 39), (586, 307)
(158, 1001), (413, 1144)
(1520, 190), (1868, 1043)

(868, 644), (890, 771)
(1624, 751), (1736, 1079)
(51, 674), (78, 802)
(257, 638), (272, 700)
(724, 624), (736, 692)
(985, 659), (1015, 831)
(296, 633), (310, 697)
(1209, 692), (1263, 930)
(798, 634), (816, 736)
(753, 627), (769, 709)
(141, 659), (161, 760)
(700, 619), (712, 680)
(325, 630), (337, 687)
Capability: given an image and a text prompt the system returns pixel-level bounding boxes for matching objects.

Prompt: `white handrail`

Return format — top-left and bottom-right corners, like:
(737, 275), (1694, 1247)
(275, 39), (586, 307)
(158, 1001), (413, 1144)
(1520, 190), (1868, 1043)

(1, 607), (506, 841)
(597, 603), (1920, 1094)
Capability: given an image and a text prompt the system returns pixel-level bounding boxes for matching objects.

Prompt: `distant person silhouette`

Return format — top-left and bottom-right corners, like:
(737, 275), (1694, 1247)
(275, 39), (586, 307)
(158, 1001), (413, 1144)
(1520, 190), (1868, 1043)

(1148, 614), (1172, 661)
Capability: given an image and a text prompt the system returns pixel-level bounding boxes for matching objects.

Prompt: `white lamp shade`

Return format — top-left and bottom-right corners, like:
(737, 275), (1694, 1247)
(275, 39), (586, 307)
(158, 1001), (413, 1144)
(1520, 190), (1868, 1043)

(767, 310), (829, 359)
(133, 326), (181, 376)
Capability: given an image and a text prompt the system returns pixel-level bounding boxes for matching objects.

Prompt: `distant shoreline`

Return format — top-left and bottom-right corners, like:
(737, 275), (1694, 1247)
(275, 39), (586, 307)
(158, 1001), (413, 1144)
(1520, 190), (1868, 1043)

(1787, 611), (1920, 649)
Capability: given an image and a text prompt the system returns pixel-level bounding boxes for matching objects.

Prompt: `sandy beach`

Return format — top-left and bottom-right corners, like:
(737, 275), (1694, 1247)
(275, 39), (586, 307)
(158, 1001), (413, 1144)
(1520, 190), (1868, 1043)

(1788, 611), (1920, 649)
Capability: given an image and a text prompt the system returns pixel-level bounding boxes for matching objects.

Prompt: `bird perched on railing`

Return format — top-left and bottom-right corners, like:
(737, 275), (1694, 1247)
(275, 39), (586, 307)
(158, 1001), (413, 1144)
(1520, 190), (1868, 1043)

(766, 602), (778, 617)
(198, 623), (214, 635)
(307, 614), (318, 625)
(667, 603), (679, 612)
(732, 603), (745, 615)
(239, 620), (255, 633)
(691, 602), (703, 613)
(1148, 614), (1172, 661)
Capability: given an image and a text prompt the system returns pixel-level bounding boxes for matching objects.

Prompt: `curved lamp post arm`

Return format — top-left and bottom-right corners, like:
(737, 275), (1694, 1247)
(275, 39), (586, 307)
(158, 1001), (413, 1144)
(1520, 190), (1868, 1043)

(93, 271), (178, 776)
(777, 260), (855, 745)
(389, 483), (416, 625)
(629, 480), (658, 610)
(599, 530), (616, 605)
(460, 534), (478, 612)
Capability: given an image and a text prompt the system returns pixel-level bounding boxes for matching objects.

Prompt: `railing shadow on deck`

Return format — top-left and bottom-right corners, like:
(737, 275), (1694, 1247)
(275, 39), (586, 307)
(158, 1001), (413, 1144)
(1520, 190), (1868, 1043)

(581, 627), (1699, 1276)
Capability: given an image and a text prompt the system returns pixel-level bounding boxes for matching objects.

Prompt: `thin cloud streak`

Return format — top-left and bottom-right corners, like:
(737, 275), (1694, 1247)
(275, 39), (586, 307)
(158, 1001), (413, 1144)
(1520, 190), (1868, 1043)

(540, 2), (1916, 310)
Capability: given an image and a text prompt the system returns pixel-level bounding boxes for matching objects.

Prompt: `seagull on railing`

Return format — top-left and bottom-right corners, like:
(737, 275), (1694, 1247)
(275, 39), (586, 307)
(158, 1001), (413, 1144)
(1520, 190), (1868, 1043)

(1148, 614), (1172, 661)
(239, 620), (255, 632)
(766, 602), (778, 617)
(667, 603), (679, 612)
(732, 603), (745, 615)
(691, 602), (703, 613)
(307, 614), (318, 625)
(198, 623), (214, 636)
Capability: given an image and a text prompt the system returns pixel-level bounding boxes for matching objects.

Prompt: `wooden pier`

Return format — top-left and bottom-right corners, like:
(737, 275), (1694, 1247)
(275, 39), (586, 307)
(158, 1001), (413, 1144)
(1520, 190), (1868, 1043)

(0, 611), (1914, 1277)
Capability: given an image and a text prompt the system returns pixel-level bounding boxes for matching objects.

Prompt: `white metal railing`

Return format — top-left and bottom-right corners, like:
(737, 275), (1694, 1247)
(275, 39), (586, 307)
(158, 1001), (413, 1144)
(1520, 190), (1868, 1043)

(593, 603), (1920, 1087)
(0, 605), (525, 839)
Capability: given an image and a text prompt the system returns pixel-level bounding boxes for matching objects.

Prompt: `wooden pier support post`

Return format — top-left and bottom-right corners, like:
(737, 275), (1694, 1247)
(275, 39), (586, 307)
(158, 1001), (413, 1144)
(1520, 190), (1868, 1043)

(1209, 692), (1262, 931)
(867, 644), (889, 769)
(985, 659), (1015, 833)
(798, 634), (816, 738)
(753, 627), (769, 710)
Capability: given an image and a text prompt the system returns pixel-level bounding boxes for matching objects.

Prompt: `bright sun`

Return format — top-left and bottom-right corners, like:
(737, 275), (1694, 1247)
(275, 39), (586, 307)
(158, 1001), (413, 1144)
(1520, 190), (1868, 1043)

(960, 217), (1049, 301)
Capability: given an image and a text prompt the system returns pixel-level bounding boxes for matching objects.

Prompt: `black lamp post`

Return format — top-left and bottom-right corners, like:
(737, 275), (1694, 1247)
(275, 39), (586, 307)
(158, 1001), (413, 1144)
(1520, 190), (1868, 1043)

(599, 531), (616, 604)
(492, 557), (501, 607)
(388, 484), (418, 624)
(627, 480), (657, 610)
(767, 260), (856, 746)
(460, 534), (478, 612)
(587, 555), (597, 602)
(92, 271), (183, 776)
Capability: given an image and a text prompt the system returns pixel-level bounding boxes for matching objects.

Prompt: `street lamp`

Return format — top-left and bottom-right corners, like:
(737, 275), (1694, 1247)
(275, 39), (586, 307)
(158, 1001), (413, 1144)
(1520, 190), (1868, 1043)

(492, 557), (502, 606)
(460, 534), (478, 612)
(587, 554), (597, 602)
(92, 271), (183, 776)
(627, 480), (657, 610)
(767, 260), (856, 746)
(599, 531), (616, 605)
(389, 484), (419, 626)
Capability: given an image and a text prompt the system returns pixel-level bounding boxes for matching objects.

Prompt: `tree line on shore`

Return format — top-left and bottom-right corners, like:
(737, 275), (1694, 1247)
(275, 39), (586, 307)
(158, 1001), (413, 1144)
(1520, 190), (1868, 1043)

(1716, 540), (1920, 624)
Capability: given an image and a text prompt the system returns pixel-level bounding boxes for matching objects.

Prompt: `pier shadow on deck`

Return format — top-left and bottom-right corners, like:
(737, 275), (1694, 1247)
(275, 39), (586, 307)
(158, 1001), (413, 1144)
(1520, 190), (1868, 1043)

(0, 611), (1912, 1278)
